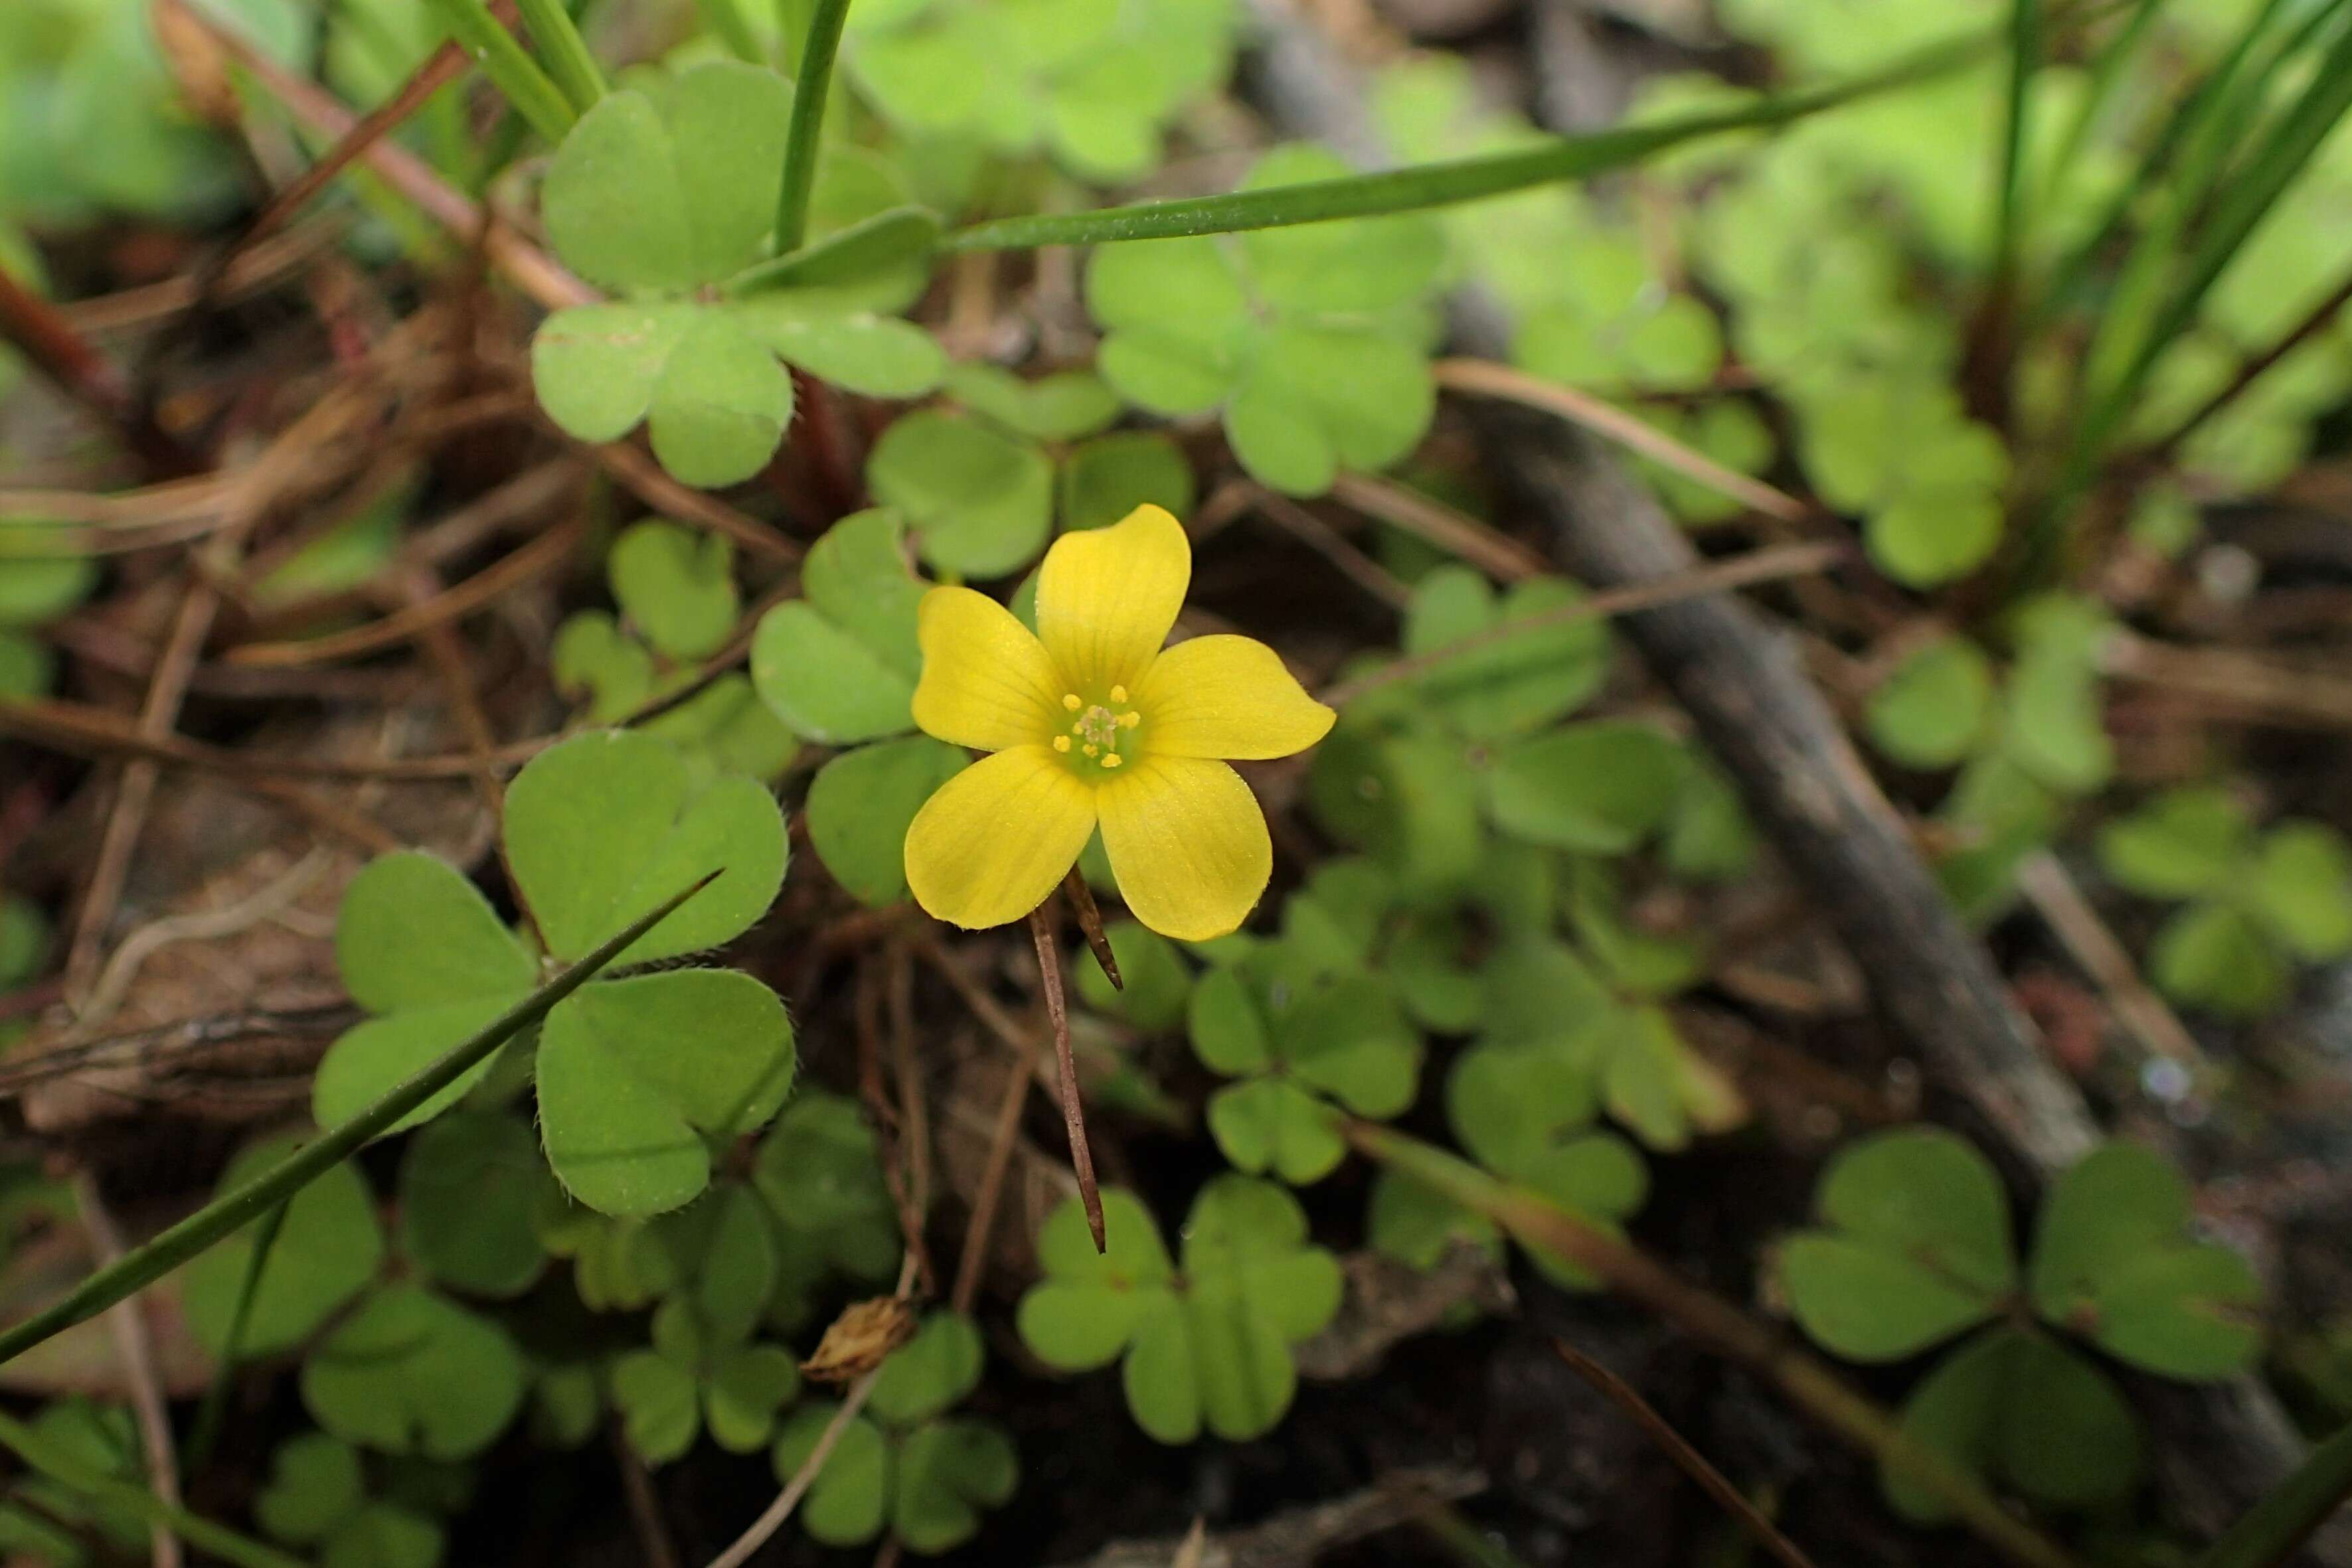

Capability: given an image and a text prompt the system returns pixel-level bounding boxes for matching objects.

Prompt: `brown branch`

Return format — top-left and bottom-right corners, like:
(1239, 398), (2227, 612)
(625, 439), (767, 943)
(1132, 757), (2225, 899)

(0, 264), (204, 478)
(1434, 358), (1807, 524)
(1551, 1337), (1817, 1568)
(1028, 905), (1106, 1253)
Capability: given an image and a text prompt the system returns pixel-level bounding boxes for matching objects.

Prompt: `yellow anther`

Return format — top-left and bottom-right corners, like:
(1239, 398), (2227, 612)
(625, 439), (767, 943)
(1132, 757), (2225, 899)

(1082, 744), (1100, 758)
(1119, 711), (1141, 728)
(1052, 736), (1071, 753)
(1109, 685), (1128, 704)
(1062, 693), (1082, 710)
(1102, 753), (1124, 768)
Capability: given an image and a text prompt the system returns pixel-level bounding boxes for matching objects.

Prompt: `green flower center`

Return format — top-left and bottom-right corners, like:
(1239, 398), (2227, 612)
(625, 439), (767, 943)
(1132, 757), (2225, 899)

(1054, 686), (1143, 780)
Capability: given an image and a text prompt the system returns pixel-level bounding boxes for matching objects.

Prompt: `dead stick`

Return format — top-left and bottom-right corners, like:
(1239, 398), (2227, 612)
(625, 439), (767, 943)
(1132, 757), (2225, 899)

(1551, 1337), (1817, 1568)
(1027, 904), (1106, 1252)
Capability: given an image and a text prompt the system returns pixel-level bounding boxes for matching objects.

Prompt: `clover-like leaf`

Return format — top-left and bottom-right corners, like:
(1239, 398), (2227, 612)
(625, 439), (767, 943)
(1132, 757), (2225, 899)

(1187, 959), (1420, 1184)
(869, 409), (1055, 578)
(869, 1312), (985, 1425)
(1074, 919), (1193, 1032)
(181, 1134), (384, 1360)
(398, 1111), (556, 1298)
(1060, 430), (1197, 533)
(1779, 1128), (2016, 1362)
(1026, 1179), (1338, 1445)
(752, 1091), (904, 1284)
(807, 737), (970, 907)
(768, 1407), (884, 1545)
(537, 968), (796, 1216)
(2027, 1142), (2260, 1379)
(300, 1285), (527, 1460)
(541, 62), (792, 293)
(752, 509), (929, 744)
(892, 1417), (1019, 1554)
(254, 1433), (365, 1543)
(1881, 1328), (2142, 1523)
(1307, 721), (1485, 892)
(2149, 902), (2286, 1019)
(1401, 568), (1608, 739)
(610, 520), (738, 663)
(1483, 720), (1688, 854)
(1867, 637), (1994, 769)
(2251, 822), (2352, 961)
(1088, 149), (1442, 497)
(2097, 787), (2249, 901)
(505, 729), (788, 966)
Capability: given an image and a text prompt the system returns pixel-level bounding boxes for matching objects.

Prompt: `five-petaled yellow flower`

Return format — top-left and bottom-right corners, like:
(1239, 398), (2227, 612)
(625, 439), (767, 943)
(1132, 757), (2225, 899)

(903, 505), (1335, 941)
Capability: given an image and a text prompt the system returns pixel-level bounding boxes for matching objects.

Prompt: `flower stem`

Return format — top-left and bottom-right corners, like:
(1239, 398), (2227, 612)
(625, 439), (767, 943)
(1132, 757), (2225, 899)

(774, 0), (853, 254)
(1029, 903), (1106, 1252)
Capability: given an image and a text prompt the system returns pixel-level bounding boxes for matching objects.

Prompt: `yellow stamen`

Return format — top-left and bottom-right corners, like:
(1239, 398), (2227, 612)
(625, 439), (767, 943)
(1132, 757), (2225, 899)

(1062, 693), (1082, 710)
(1118, 711), (1140, 728)
(1052, 736), (1071, 753)
(1082, 744), (1100, 758)
(1109, 685), (1128, 704)
(1102, 753), (1123, 768)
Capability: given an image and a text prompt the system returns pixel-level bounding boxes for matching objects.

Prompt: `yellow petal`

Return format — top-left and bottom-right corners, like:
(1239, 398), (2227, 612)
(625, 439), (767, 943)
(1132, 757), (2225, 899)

(1097, 756), (1272, 941)
(1135, 634), (1335, 760)
(905, 745), (1098, 930)
(911, 586), (1064, 751)
(1036, 504), (1190, 694)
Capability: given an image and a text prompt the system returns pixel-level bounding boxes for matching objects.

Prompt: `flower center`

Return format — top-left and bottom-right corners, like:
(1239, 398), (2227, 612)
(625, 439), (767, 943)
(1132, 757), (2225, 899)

(1052, 686), (1142, 779)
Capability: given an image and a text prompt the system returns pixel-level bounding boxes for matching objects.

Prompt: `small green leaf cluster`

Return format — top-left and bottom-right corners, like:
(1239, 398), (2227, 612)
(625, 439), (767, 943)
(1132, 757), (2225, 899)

(0, 0), (309, 226)
(530, 61), (944, 487)
(1779, 1130), (2261, 1520)
(871, 364), (1194, 578)
(1017, 1181), (1341, 1443)
(315, 728), (795, 1216)
(1086, 145), (1447, 497)
(777, 1312), (1018, 1554)
(552, 519), (798, 783)
(843, 0), (1236, 183)
(0, 1398), (149, 1563)
(2097, 787), (2352, 1018)
(1861, 596), (2118, 922)
(254, 1431), (468, 1568)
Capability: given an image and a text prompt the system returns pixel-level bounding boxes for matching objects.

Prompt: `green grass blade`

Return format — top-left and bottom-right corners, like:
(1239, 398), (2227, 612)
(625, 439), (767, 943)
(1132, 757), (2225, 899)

(727, 206), (941, 294)
(775, 0), (855, 253)
(2193, 1419), (2352, 1568)
(1990, 0), (2043, 288)
(942, 33), (1987, 251)
(0, 870), (721, 1370)
(419, 0), (579, 143)
(2080, 14), (2352, 458)
(513, 0), (606, 112)
(0, 1411), (307, 1568)
(2031, 0), (2300, 331)
(184, 1198), (290, 1471)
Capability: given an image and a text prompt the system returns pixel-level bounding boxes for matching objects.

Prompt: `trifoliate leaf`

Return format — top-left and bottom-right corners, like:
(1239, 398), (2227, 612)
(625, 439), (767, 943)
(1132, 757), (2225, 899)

(610, 520), (738, 662)
(398, 1111), (556, 1298)
(868, 409), (1054, 578)
(806, 737), (969, 905)
(537, 968), (796, 1216)
(181, 1135), (384, 1359)
(505, 729), (788, 965)
(301, 1286), (526, 1460)
(1779, 1127), (2014, 1361)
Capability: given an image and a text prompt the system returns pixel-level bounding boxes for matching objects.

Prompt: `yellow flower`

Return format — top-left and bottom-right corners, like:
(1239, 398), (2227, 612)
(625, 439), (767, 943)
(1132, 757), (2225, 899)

(903, 505), (1335, 941)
